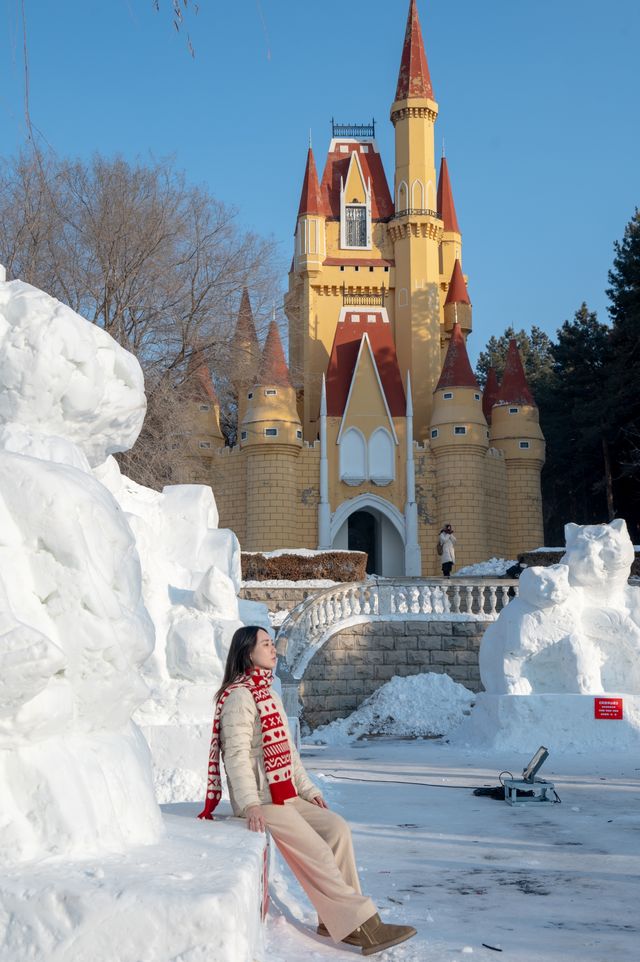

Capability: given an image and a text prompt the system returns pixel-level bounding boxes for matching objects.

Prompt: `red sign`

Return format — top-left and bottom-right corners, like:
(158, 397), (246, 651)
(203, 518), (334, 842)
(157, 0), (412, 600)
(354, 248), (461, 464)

(594, 697), (624, 720)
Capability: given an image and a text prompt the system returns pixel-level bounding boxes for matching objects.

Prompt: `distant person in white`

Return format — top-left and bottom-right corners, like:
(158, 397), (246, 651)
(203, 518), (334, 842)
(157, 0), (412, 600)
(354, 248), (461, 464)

(439, 524), (456, 577)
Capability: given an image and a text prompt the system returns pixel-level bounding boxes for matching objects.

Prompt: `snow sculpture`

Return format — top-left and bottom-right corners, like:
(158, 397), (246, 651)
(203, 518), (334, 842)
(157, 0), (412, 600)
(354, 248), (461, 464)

(0, 279), (161, 865)
(480, 520), (640, 696)
(459, 520), (640, 752)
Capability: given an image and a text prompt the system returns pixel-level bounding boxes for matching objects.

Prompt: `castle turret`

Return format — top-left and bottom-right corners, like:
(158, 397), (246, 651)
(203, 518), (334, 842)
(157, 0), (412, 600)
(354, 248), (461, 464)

(443, 258), (472, 340)
(437, 154), (462, 300)
(241, 319), (302, 550)
(179, 348), (224, 483)
(231, 288), (260, 427)
(489, 340), (545, 555)
(389, 0), (442, 439)
(482, 366), (500, 424)
(430, 323), (488, 570)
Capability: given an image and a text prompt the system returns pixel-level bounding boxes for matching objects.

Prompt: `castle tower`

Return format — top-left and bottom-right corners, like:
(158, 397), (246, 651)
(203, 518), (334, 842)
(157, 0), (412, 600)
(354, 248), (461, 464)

(430, 323), (488, 568)
(241, 319), (302, 550)
(443, 259), (472, 340)
(437, 154), (462, 304)
(231, 288), (260, 428)
(489, 340), (545, 556)
(388, 0), (442, 439)
(179, 348), (225, 483)
(290, 148), (326, 399)
(482, 367), (500, 424)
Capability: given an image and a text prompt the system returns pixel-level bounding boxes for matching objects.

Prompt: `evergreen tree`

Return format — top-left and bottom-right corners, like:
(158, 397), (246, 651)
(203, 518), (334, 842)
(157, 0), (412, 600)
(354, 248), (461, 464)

(604, 209), (640, 539)
(475, 325), (554, 396)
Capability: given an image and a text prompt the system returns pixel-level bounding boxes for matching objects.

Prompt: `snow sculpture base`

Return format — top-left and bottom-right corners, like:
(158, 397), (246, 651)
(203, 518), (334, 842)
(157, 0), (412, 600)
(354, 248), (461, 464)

(0, 805), (267, 962)
(452, 693), (640, 753)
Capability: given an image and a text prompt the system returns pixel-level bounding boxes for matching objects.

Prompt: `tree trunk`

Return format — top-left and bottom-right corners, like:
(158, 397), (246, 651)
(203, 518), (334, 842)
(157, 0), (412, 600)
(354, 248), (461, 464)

(601, 436), (615, 520)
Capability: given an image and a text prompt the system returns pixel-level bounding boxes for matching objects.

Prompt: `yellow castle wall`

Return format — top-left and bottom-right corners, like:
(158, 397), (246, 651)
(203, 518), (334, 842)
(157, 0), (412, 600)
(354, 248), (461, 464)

(210, 446), (248, 545)
(504, 462), (545, 558)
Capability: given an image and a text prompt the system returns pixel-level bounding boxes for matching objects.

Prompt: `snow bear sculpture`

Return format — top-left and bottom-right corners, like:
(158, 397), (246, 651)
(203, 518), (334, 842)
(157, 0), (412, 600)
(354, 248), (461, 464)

(0, 279), (162, 866)
(479, 520), (640, 696)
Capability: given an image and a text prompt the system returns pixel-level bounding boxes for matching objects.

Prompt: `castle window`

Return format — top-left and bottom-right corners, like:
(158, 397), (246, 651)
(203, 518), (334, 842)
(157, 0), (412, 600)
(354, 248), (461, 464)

(519, 440), (530, 449)
(241, 431), (248, 441)
(368, 427), (395, 485)
(339, 144), (349, 153)
(454, 426), (467, 435)
(367, 314), (376, 323)
(340, 265), (345, 272)
(431, 428), (439, 439)
(199, 403), (210, 412)
(247, 391), (254, 400)
(296, 429), (303, 440)
(264, 428), (278, 437)
(474, 393), (480, 401)
(354, 265), (359, 272)
(369, 266), (374, 272)
(384, 266), (389, 272)
(360, 145), (369, 153)
(345, 205), (367, 247)
(509, 406), (519, 415)
(265, 389), (277, 396)
(199, 441), (211, 449)
(443, 392), (453, 400)
(339, 427), (366, 485)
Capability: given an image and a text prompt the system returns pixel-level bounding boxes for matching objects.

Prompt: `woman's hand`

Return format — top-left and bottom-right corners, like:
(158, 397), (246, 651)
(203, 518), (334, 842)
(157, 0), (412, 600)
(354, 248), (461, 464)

(312, 795), (328, 809)
(246, 804), (266, 832)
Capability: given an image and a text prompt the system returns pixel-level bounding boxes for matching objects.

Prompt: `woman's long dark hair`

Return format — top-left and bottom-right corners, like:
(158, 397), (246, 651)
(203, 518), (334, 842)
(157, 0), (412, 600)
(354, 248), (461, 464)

(215, 625), (264, 702)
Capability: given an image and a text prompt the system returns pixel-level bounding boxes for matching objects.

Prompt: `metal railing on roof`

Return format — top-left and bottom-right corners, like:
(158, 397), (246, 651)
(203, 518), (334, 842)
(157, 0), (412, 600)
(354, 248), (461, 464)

(393, 207), (440, 220)
(331, 118), (376, 139)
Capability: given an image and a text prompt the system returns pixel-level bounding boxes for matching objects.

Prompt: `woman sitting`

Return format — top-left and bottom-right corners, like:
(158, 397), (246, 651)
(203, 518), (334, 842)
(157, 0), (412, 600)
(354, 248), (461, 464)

(198, 625), (417, 956)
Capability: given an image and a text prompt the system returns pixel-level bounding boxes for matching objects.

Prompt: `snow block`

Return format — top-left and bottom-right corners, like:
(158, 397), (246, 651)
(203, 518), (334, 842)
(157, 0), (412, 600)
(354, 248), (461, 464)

(452, 692), (640, 753)
(0, 805), (268, 962)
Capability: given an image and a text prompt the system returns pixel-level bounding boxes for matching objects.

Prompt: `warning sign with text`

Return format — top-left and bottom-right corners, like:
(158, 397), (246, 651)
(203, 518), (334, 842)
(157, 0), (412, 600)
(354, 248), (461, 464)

(594, 697), (624, 720)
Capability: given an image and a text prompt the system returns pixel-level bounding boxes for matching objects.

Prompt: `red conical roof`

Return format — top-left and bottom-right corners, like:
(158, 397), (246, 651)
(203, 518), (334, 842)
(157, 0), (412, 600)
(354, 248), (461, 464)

(437, 156), (460, 233)
(395, 0), (434, 102)
(185, 347), (219, 406)
(234, 288), (259, 350)
(445, 259), (471, 305)
(258, 319), (293, 387)
(482, 366), (500, 422)
(498, 340), (536, 406)
(297, 147), (322, 218)
(436, 323), (478, 390)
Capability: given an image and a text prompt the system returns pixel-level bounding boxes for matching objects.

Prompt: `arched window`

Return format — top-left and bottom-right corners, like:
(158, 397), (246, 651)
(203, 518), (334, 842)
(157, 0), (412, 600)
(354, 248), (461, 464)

(368, 427), (395, 485)
(340, 428), (367, 485)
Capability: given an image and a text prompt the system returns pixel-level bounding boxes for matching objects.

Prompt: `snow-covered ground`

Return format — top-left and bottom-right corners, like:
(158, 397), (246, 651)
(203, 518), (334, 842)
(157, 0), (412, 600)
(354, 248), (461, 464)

(266, 738), (640, 962)
(456, 558), (517, 577)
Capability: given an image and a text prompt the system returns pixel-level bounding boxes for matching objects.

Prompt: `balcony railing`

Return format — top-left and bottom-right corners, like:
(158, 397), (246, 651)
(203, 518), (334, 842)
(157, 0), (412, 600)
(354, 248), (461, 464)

(393, 207), (439, 220)
(342, 284), (386, 306)
(331, 118), (376, 139)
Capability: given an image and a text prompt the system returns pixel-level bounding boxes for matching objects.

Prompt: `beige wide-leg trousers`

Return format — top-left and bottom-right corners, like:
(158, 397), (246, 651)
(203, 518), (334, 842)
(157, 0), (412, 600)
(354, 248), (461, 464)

(261, 796), (377, 942)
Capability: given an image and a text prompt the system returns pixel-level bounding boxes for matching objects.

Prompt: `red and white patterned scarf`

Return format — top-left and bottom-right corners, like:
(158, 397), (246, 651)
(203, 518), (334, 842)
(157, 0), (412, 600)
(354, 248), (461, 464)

(197, 666), (297, 819)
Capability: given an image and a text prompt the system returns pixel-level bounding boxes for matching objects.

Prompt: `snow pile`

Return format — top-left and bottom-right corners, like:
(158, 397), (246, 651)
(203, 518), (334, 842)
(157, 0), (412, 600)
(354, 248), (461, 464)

(95, 458), (269, 803)
(307, 672), (475, 744)
(244, 548), (351, 557)
(0, 280), (146, 465)
(0, 279), (161, 865)
(455, 520), (640, 752)
(243, 578), (339, 588)
(456, 557), (517, 577)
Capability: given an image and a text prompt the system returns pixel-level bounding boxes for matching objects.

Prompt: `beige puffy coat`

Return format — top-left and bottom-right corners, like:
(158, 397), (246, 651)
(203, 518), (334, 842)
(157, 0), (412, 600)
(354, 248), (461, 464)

(220, 685), (321, 816)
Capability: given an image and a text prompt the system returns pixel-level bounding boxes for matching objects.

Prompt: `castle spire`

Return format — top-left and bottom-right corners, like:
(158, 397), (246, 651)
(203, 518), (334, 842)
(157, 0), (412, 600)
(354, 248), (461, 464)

(444, 259), (470, 306)
(234, 287), (259, 354)
(395, 0), (434, 102)
(437, 155), (460, 233)
(297, 147), (322, 218)
(258, 319), (293, 387)
(498, 340), (535, 406)
(435, 323), (478, 390)
(482, 366), (500, 423)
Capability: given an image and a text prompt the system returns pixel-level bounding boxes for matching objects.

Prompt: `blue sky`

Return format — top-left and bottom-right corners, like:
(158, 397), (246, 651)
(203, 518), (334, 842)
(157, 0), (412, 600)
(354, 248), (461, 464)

(2, 0), (639, 364)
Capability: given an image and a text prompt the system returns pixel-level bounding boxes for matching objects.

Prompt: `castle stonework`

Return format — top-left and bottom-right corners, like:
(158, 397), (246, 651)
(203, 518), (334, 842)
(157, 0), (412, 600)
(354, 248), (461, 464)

(185, 0), (545, 576)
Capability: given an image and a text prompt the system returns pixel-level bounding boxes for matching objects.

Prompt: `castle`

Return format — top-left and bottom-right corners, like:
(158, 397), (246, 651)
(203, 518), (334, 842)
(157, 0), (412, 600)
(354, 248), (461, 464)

(183, 0), (545, 577)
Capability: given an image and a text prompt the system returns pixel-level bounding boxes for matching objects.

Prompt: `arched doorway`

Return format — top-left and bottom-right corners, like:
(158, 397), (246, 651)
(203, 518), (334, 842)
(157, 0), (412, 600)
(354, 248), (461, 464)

(348, 510), (377, 574)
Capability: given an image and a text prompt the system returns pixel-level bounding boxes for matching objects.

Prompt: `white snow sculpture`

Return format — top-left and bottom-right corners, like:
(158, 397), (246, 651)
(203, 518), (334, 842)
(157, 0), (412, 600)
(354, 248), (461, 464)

(0, 280), (161, 865)
(480, 520), (640, 696)
(0, 280), (146, 465)
(461, 520), (640, 753)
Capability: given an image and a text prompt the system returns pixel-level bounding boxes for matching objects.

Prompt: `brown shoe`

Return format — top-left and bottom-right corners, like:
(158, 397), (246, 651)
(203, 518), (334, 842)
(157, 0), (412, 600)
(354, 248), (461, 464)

(316, 922), (362, 947)
(347, 913), (417, 956)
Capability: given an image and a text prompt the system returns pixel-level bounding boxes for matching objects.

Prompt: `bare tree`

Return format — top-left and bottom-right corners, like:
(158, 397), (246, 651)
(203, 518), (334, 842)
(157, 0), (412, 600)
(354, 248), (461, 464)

(0, 150), (283, 486)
